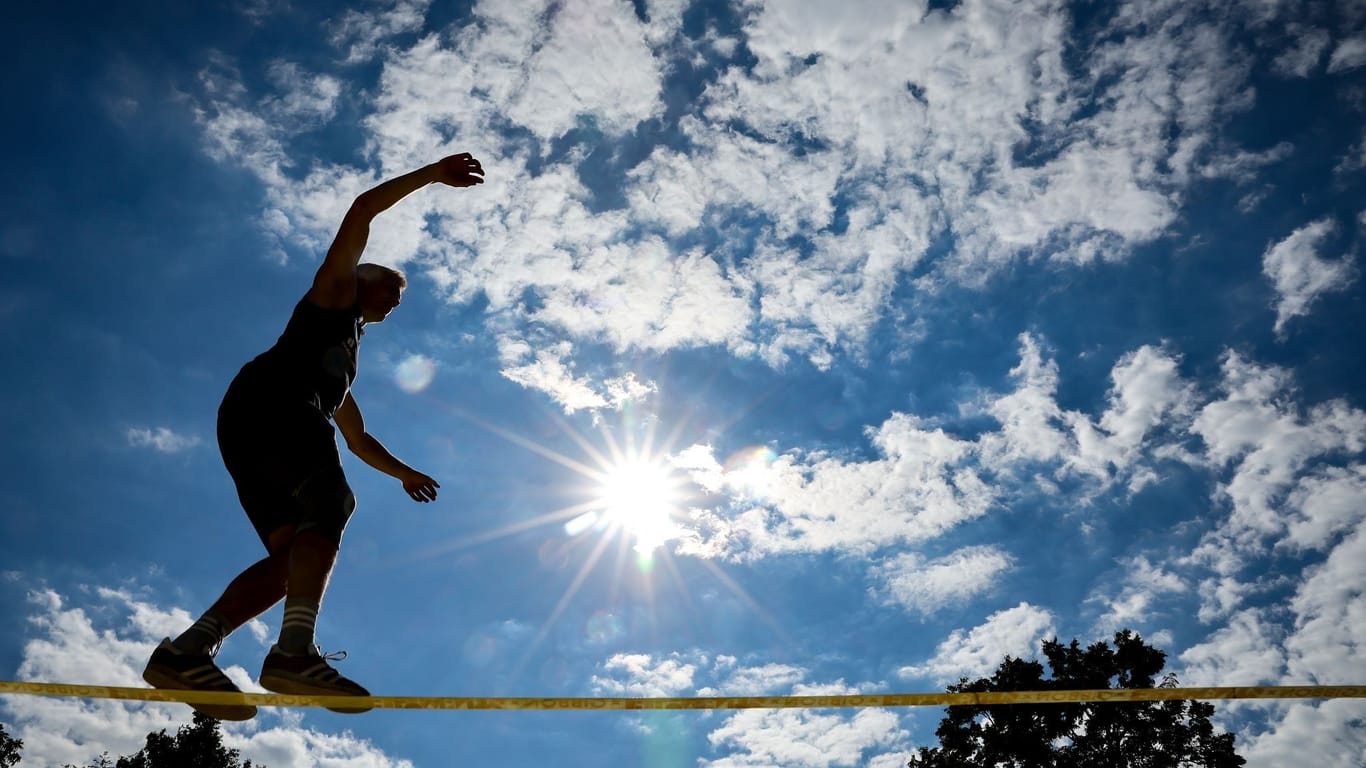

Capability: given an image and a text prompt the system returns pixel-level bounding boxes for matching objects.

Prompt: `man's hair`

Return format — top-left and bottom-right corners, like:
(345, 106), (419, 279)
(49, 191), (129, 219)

(356, 262), (408, 291)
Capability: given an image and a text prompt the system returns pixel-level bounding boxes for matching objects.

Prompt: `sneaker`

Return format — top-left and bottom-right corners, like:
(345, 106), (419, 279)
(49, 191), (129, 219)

(259, 644), (371, 713)
(142, 638), (257, 721)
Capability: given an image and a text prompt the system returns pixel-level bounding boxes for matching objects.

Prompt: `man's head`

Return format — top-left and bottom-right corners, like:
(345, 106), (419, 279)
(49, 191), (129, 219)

(356, 263), (407, 323)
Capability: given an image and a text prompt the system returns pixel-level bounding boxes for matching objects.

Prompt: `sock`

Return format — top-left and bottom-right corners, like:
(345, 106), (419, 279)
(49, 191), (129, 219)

(278, 597), (320, 654)
(171, 610), (232, 655)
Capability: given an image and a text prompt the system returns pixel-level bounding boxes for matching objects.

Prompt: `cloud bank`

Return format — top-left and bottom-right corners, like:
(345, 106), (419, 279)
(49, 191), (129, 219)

(185, 0), (1288, 405)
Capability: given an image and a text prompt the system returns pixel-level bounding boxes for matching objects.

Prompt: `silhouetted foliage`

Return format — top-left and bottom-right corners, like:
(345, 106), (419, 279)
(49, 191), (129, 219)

(0, 722), (22, 768)
(909, 630), (1244, 768)
(62, 754), (112, 768)
(58, 713), (263, 768)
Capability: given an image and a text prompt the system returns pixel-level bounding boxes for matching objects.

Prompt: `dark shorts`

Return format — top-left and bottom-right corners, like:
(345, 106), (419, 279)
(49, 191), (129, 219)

(217, 382), (352, 551)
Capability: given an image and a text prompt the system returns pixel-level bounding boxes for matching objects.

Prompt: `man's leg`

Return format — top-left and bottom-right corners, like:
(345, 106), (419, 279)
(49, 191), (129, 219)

(147, 526), (294, 721)
(258, 467), (370, 712)
(272, 466), (352, 653)
(172, 546), (290, 654)
(278, 529), (339, 653)
(181, 523), (336, 654)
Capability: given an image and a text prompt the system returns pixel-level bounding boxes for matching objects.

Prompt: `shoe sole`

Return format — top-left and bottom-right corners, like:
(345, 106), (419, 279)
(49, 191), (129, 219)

(260, 671), (372, 714)
(142, 666), (258, 721)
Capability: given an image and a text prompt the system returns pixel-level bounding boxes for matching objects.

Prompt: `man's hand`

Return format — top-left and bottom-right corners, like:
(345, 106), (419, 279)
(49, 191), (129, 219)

(433, 153), (484, 188)
(401, 471), (440, 503)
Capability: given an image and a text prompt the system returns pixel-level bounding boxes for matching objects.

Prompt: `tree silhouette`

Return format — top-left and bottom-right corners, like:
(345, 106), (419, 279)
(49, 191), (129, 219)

(0, 722), (22, 768)
(909, 630), (1244, 768)
(58, 713), (264, 768)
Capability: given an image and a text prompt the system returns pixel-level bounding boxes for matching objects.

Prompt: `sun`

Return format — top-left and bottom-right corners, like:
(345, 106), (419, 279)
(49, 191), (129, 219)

(403, 401), (791, 668)
(595, 457), (681, 556)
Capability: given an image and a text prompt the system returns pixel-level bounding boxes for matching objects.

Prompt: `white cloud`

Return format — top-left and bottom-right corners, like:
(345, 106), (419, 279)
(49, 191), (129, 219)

(704, 706), (909, 768)
(1, 585), (412, 768)
(1068, 344), (1195, 481)
(231, 720), (416, 768)
(870, 546), (1014, 616)
(263, 62), (341, 126)
(675, 336), (1197, 561)
(504, 0), (665, 143)
(1282, 464), (1366, 552)
(1240, 699), (1366, 768)
(898, 602), (1056, 684)
(1188, 351), (1366, 597)
(1327, 35), (1366, 73)
(328, 0), (431, 63)
(190, 54), (372, 262)
(978, 336), (1193, 490)
(1179, 521), (1366, 766)
(716, 663), (808, 696)
(125, 426), (201, 454)
(674, 413), (992, 560)
(592, 652), (810, 700)
(329, 0), (667, 165)
(1283, 524), (1366, 685)
(1262, 218), (1356, 337)
(591, 652), (698, 697)
(1197, 141), (1294, 182)
(1178, 608), (1286, 687)
(500, 342), (655, 413)
(1090, 555), (1187, 632)
(1158, 347), (1366, 757)
(1271, 26), (1330, 77)
(641, 0), (689, 47)
(526, 238), (754, 355)
(192, 53), (290, 190)
(235, 0), (287, 25)
(735, 0), (930, 74)
(702, 681), (910, 768)
(501, 348), (611, 413)
(1336, 134), (1366, 175)
(1195, 574), (1256, 624)
(977, 334), (1070, 467)
(934, 0), (1252, 270)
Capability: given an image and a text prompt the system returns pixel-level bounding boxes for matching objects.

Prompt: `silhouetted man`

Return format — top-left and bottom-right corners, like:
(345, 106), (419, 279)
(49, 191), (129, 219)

(143, 153), (485, 719)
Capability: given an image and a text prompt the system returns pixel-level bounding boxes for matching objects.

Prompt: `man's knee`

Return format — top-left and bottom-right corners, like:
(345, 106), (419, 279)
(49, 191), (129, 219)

(264, 552), (291, 590)
(266, 525), (298, 557)
(293, 466), (355, 543)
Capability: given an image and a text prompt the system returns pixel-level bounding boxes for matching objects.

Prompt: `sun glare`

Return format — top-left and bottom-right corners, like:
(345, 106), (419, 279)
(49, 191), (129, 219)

(414, 399), (790, 671)
(595, 458), (681, 556)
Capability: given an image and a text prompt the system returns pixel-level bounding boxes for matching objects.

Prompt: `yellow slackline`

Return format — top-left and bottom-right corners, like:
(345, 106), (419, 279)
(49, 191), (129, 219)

(1, 681), (1363, 711)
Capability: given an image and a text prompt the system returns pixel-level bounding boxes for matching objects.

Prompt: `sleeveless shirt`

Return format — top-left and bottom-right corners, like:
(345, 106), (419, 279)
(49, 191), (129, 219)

(233, 299), (362, 420)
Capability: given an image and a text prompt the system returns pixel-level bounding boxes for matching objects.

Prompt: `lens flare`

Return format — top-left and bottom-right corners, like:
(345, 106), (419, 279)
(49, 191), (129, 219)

(394, 354), (437, 393)
(585, 610), (624, 644)
(564, 510), (600, 537)
(722, 445), (779, 499)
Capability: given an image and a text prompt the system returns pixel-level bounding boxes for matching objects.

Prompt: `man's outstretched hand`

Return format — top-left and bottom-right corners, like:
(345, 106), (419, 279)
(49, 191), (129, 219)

(433, 153), (484, 188)
(401, 470), (441, 503)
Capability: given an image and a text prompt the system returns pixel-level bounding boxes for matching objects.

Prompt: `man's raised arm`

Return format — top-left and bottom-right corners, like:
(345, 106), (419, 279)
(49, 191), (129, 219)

(308, 153), (485, 309)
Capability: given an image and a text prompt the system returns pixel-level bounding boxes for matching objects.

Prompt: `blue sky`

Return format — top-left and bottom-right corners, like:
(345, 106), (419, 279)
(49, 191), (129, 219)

(2, 0), (1364, 765)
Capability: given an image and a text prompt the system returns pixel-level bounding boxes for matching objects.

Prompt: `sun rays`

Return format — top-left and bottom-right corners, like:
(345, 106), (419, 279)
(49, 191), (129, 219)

(409, 394), (784, 675)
